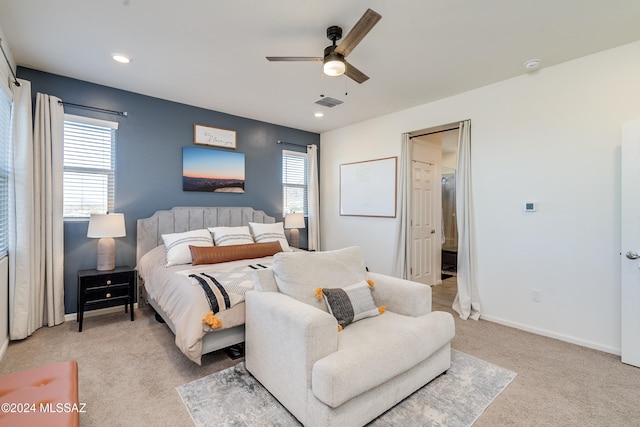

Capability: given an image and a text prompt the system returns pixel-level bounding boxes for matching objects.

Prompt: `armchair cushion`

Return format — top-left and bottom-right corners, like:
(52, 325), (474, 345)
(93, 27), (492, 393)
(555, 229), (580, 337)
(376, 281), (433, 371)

(311, 310), (455, 408)
(273, 246), (367, 312)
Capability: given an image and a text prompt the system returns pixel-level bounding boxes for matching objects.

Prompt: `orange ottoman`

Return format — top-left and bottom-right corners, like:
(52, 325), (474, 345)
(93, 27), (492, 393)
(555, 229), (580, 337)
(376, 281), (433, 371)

(0, 360), (79, 427)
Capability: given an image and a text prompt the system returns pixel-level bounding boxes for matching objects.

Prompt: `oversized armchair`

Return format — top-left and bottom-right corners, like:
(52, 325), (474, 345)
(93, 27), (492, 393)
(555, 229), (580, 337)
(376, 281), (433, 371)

(245, 246), (455, 427)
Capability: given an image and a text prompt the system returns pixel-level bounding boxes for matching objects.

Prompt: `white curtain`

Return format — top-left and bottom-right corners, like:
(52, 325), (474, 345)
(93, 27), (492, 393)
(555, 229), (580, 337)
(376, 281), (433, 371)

(392, 133), (412, 278)
(452, 120), (481, 320)
(306, 144), (320, 251)
(9, 89), (65, 340)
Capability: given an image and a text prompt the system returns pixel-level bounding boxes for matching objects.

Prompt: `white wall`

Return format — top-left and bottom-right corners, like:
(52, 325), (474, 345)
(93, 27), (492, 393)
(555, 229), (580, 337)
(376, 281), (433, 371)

(320, 40), (640, 355)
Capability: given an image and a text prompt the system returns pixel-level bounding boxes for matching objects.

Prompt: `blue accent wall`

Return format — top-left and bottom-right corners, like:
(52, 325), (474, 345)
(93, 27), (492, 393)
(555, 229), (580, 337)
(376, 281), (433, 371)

(17, 67), (319, 314)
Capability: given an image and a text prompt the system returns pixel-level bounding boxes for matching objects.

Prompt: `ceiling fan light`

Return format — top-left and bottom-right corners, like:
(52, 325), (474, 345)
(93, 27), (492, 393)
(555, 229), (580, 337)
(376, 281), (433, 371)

(323, 55), (346, 76)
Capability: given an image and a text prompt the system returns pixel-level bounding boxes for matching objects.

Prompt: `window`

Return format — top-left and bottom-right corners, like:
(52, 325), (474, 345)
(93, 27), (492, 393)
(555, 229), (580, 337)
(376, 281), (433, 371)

(0, 86), (10, 257)
(63, 115), (118, 218)
(282, 150), (308, 216)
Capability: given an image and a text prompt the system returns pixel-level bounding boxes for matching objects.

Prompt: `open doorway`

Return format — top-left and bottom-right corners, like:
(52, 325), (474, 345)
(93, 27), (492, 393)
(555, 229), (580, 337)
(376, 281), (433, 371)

(408, 124), (459, 303)
(396, 120), (478, 317)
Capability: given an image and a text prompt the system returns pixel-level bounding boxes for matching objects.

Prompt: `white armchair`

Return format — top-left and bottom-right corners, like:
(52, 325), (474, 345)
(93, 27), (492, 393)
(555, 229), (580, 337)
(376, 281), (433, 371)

(245, 247), (455, 427)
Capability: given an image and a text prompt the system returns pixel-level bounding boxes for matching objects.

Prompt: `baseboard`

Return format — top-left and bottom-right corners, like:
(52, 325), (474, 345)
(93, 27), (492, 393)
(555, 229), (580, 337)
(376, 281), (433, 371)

(480, 313), (621, 356)
(64, 303), (140, 323)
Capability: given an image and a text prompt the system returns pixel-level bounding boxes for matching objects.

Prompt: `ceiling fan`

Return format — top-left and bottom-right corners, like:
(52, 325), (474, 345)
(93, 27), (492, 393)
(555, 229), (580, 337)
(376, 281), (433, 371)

(266, 8), (382, 84)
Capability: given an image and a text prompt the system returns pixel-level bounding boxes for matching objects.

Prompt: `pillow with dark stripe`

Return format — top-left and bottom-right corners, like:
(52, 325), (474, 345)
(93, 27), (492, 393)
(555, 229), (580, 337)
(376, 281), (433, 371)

(208, 226), (254, 246)
(320, 280), (383, 330)
(162, 229), (213, 266)
(249, 222), (292, 252)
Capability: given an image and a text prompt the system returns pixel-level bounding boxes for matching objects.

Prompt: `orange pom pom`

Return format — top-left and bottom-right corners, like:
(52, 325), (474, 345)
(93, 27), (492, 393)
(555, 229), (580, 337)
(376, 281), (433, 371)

(337, 325), (343, 332)
(203, 311), (222, 329)
(315, 288), (324, 300)
(378, 305), (386, 315)
(366, 279), (375, 288)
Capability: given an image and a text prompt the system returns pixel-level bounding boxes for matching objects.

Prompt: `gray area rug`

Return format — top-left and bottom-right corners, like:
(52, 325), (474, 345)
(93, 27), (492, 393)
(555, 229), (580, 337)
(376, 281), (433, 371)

(177, 350), (517, 427)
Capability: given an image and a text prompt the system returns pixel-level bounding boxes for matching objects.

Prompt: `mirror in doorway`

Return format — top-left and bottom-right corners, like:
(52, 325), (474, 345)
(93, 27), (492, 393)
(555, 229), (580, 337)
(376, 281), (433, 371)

(442, 172), (458, 277)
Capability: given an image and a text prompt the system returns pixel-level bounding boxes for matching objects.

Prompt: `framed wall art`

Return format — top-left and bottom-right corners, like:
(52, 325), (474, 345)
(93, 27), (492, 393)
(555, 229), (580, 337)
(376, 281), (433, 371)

(182, 147), (245, 193)
(340, 156), (397, 217)
(194, 124), (236, 149)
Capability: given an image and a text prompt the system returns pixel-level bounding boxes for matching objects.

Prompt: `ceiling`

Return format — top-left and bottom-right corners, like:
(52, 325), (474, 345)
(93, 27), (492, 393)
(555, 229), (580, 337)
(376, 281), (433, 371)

(1, 1), (640, 134)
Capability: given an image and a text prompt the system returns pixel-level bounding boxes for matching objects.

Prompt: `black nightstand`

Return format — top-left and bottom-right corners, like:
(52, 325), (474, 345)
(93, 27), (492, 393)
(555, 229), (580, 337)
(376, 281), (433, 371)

(77, 266), (135, 332)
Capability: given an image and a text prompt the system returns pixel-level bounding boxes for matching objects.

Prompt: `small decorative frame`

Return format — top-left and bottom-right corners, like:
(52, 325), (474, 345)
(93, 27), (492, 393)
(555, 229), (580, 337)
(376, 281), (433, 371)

(194, 124), (236, 149)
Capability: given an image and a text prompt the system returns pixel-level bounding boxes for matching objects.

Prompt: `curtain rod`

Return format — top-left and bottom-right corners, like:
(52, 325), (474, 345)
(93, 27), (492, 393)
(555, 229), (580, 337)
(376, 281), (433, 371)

(58, 100), (128, 117)
(277, 140), (312, 147)
(0, 38), (20, 87)
(409, 125), (460, 139)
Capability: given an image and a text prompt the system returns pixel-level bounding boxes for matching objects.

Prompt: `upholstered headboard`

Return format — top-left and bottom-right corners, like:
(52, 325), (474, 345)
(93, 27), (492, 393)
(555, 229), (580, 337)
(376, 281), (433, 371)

(136, 206), (276, 265)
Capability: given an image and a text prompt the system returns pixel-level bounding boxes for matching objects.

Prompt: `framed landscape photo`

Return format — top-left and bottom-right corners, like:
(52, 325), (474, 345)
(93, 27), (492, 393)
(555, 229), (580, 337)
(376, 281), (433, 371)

(182, 147), (245, 193)
(194, 124), (236, 149)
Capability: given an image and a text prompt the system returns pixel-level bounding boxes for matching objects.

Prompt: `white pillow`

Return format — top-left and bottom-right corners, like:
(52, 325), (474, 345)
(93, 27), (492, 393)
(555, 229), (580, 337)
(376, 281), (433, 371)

(208, 226), (254, 246)
(162, 229), (213, 266)
(249, 221), (291, 252)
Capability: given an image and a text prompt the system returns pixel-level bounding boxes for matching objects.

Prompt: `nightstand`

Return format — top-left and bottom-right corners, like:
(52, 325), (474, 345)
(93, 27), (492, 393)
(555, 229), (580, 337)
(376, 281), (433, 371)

(77, 266), (135, 332)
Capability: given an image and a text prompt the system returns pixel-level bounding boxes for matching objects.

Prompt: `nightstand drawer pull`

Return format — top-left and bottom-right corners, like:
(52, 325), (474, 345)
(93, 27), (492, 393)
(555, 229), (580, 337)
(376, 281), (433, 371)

(106, 293), (111, 298)
(106, 280), (112, 285)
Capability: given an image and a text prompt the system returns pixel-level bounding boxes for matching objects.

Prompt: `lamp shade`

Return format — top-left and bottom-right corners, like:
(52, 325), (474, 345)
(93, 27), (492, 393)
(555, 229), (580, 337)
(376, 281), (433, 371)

(284, 213), (305, 229)
(87, 213), (126, 238)
(323, 55), (346, 77)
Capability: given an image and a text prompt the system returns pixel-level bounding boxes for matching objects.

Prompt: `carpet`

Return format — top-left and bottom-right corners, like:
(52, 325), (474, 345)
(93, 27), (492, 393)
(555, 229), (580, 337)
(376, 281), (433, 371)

(176, 350), (517, 427)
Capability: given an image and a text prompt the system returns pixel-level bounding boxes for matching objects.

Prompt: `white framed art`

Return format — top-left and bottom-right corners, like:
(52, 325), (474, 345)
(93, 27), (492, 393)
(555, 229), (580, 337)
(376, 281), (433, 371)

(194, 124), (236, 149)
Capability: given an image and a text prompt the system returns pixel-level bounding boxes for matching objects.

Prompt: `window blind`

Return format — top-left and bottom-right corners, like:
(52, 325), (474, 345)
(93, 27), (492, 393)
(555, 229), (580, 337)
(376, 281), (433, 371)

(63, 115), (117, 218)
(0, 87), (10, 257)
(282, 150), (308, 216)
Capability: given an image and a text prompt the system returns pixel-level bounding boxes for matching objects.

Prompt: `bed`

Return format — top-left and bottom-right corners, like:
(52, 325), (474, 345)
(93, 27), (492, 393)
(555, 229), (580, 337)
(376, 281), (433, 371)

(136, 206), (280, 364)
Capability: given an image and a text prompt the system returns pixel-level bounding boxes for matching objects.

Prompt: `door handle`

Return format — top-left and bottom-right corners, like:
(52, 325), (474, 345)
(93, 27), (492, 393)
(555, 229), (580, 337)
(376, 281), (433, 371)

(626, 251), (640, 259)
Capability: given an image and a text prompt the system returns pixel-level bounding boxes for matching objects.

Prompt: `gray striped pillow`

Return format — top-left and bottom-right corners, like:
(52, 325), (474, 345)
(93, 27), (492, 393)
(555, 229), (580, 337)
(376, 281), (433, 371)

(249, 222), (291, 252)
(208, 226), (254, 246)
(162, 229), (213, 266)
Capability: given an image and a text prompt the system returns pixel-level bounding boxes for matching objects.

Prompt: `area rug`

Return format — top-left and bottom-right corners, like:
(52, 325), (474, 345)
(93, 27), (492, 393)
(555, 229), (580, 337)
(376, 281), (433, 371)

(176, 350), (517, 427)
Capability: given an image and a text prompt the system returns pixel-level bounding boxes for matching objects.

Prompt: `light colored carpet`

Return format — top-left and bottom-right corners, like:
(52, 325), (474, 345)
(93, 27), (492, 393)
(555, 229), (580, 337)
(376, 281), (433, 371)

(177, 350), (517, 427)
(2, 290), (640, 426)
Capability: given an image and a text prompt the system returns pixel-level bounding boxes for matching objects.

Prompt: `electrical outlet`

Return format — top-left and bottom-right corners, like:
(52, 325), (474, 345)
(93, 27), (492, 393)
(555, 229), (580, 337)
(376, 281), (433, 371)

(531, 289), (541, 302)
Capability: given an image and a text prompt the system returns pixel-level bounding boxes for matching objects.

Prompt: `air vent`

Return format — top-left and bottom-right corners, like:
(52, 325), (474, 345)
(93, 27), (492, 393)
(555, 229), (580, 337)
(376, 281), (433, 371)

(314, 96), (343, 108)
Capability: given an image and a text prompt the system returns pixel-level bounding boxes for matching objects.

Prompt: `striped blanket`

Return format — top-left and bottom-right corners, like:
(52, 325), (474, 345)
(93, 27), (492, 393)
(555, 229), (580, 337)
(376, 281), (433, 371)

(188, 263), (271, 328)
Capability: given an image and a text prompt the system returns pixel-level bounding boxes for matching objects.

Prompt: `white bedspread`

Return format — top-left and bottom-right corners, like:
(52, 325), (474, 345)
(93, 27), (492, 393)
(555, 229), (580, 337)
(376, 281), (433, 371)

(137, 245), (275, 364)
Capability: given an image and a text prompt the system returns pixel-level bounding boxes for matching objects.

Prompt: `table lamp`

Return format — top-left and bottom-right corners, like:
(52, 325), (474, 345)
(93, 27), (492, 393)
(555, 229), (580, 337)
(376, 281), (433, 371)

(87, 213), (126, 270)
(284, 212), (305, 249)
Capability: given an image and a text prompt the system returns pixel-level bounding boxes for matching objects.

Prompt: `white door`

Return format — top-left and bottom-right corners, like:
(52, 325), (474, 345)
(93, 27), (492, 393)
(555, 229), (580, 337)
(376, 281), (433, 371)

(411, 160), (437, 285)
(621, 119), (640, 367)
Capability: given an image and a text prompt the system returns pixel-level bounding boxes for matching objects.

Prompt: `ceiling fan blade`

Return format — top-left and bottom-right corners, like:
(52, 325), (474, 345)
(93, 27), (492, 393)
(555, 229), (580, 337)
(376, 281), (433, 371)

(344, 60), (369, 84)
(334, 8), (382, 57)
(266, 56), (323, 62)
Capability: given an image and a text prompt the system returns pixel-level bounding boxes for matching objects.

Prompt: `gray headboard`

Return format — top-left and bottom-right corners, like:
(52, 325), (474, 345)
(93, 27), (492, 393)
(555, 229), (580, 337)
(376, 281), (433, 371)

(136, 206), (276, 265)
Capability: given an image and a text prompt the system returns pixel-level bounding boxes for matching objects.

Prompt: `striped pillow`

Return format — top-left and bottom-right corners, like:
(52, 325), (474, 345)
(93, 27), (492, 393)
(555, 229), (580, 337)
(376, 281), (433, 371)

(249, 222), (291, 252)
(208, 226), (254, 246)
(162, 229), (213, 266)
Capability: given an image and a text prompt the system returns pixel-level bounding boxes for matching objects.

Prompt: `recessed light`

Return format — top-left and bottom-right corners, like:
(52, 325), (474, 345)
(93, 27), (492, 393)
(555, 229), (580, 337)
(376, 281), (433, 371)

(112, 53), (131, 64)
(314, 112), (324, 118)
(523, 58), (541, 71)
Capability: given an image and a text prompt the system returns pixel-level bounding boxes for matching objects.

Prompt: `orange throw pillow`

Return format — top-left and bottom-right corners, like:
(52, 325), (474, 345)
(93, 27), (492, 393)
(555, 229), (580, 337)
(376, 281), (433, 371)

(189, 241), (282, 265)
